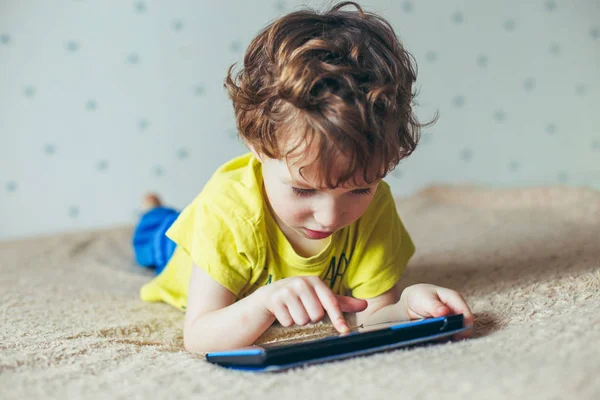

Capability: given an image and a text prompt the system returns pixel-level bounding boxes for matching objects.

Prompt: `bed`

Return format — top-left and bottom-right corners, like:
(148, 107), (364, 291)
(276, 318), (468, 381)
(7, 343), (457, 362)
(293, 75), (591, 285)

(1, 185), (599, 399)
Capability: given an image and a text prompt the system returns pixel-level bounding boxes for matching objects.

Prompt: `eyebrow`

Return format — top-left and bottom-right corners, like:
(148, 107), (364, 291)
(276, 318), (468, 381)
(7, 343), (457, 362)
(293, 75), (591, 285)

(284, 180), (323, 189)
(285, 179), (374, 190)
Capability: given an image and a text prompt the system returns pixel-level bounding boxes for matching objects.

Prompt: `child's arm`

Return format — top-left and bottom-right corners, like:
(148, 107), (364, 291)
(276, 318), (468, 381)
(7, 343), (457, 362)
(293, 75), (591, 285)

(183, 265), (271, 353)
(349, 283), (474, 340)
(184, 264), (368, 353)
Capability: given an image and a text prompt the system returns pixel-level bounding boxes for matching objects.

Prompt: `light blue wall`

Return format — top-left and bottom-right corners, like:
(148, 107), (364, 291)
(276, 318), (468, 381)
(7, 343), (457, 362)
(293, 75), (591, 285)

(1, 0), (599, 240)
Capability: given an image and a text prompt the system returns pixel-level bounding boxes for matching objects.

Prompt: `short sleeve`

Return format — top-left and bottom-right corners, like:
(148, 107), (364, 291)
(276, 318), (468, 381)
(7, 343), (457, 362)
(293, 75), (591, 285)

(345, 184), (416, 299)
(165, 197), (256, 297)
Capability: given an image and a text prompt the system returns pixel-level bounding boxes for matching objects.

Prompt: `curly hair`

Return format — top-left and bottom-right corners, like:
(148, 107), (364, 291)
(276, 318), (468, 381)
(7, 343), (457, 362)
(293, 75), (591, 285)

(225, 1), (434, 188)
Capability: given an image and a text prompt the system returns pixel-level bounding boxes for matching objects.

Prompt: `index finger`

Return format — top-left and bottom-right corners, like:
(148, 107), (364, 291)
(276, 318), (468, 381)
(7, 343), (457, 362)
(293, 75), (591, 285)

(312, 281), (349, 333)
(437, 288), (474, 339)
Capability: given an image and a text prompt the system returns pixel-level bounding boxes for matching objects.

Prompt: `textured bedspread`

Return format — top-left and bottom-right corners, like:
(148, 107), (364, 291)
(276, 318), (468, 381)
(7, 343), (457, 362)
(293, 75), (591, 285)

(1, 185), (599, 399)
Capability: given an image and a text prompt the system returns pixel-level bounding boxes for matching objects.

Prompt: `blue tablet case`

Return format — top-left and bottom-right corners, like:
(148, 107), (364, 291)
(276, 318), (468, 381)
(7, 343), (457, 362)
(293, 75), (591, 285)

(206, 314), (469, 372)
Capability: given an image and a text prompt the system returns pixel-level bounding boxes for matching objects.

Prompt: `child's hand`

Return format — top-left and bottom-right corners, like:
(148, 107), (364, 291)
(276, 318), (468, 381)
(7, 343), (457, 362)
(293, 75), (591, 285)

(400, 283), (474, 340)
(257, 276), (368, 333)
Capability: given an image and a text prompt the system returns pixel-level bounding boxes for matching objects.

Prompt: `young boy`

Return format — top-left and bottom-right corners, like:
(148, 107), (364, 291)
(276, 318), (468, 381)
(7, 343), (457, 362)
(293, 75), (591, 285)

(133, 1), (473, 353)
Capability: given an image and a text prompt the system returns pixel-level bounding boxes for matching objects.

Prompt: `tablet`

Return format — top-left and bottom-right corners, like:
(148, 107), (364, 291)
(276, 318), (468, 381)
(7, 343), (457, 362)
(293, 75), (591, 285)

(206, 314), (469, 372)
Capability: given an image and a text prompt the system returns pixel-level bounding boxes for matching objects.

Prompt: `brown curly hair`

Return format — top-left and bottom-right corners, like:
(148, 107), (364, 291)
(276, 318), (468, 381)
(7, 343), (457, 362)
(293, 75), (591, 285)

(225, 1), (433, 188)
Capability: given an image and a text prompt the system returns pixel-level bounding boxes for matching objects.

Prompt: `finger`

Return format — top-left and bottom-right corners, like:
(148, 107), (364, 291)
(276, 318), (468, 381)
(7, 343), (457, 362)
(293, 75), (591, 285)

(313, 283), (349, 333)
(284, 294), (311, 326)
(336, 295), (368, 313)
(272, 301), (294, 327)
(298, 289), (325, 323)
(289, 278), (325, 323)
(436, 288), (474, 325)
(436, 288), (474, 340)
(406, 289), (450, 319)
(407, 304), (450, 320)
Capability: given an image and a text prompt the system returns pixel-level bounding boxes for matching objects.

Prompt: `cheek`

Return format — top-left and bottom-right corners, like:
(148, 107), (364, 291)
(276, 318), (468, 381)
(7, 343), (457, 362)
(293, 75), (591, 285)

(281, 196), (312, 223)
(279, 204), (307, 224)
(267, 186), (311, 223)
(345, 196), (374, 220)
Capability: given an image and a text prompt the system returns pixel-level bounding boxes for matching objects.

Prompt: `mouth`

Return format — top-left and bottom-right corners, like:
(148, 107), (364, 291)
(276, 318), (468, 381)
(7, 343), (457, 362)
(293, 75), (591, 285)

(303, 228), (334, 240)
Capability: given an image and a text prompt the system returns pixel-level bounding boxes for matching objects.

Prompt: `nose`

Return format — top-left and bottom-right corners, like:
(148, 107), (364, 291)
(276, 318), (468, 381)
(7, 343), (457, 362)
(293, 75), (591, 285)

(313, 198), (343, 230)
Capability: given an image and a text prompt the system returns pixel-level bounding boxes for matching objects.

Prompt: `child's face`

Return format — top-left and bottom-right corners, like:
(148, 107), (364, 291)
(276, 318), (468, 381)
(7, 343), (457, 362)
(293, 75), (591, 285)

(257, 145), (379, 242)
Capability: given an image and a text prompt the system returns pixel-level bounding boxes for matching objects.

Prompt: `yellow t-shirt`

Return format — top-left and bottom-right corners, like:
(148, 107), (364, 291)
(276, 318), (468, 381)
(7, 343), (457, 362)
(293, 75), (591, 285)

(140, 153), (415, 311)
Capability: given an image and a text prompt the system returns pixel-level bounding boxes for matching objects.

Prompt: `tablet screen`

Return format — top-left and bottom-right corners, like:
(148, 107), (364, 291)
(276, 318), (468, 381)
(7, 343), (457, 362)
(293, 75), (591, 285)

(206, 315), (466, 371)
(259, 319), (414, 349)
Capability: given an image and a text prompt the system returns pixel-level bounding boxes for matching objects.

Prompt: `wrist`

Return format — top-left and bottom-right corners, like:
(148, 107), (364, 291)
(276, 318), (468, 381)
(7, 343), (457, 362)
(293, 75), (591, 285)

(253, 285), (276, 321)
(398, 287), (411, 318)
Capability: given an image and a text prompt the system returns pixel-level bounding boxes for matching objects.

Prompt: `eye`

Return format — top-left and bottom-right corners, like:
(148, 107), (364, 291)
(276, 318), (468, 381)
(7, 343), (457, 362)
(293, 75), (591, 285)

(351, 188), (372, 196)
(291, 187), (316, 197)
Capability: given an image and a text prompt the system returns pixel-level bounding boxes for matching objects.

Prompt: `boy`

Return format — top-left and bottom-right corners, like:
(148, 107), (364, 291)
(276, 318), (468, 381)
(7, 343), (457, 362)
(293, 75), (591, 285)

(133, 1), (473, 353)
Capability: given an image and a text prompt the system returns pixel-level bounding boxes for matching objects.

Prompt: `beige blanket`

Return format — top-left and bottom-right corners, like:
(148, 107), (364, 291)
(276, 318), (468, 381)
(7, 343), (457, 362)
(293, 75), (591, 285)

(1, 185), (599, 399)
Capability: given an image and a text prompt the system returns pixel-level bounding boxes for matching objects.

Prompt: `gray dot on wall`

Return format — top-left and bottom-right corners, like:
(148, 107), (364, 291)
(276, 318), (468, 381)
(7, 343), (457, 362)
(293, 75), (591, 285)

(177, 148), (189, 159)
(453, 95), (465, 108)
(0, 33), (10, 44)
(127, 53), (140, 65)
(229, 41), (242, 53)
(591, 28), (600, 40)
(402, 1), (413, 13)
(24, 86), (36, 98)
(523, 77), (535, 91)
(390, 168), (402, 179)
(591, 139), (600, 150)
(138, 119), (149, 130)
(86, 99), (97, 111)
(545, 0), (557, 12)
(575, 84), (587, 96)
(557, 171), (568, 184)
(546, 123), (557, 135)
(96, 160), (109, 171)
(6, 181), (18, 193)
(133, 1), (146, 13)
(503, 19), (516, 32)
(452, 11), (464, 24)
(460, 148), (473, 162)
(69, 205), (80, 219)
(549, 42), (560, 55)
(172, 20), (184, 31)
(425, 51), (437, 62)
(493, 110), (506, 122)
(66, 40), (79, 52)
(476, 54), (488, 67)
(153, 165), (164, 177)
(44, 143), (56, 155)
(509, 161), (520, 172)
(195, 85), (206, 96)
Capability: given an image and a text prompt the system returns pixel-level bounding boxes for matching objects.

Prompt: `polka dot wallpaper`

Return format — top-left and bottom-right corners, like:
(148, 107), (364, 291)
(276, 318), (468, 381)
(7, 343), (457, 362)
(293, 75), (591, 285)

(1, 0), (599, 240)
